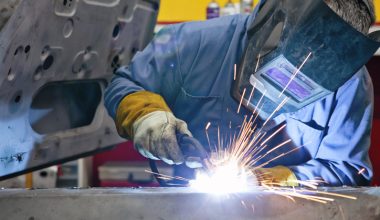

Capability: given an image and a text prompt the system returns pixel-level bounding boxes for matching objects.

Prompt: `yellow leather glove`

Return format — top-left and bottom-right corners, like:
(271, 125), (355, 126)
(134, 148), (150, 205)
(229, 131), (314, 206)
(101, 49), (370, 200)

(116, 91), (172, 139)
(115, 91), (194, 166)
(255, 166), (299, 187)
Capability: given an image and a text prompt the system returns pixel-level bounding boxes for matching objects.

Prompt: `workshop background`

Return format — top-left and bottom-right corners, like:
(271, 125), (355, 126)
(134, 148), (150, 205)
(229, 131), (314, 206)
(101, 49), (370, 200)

(1, 0), (380, 188)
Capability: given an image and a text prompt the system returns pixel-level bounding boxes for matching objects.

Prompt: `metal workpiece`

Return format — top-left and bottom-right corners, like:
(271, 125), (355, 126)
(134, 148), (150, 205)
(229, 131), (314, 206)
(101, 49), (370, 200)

(0, 0), (21, 30)
(0, 187), (379, 220)
(0, 0), (159, 179)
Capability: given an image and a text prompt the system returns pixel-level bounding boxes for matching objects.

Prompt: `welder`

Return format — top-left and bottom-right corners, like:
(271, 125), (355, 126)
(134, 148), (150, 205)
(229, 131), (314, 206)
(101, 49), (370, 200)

(105, 0), (378, 186)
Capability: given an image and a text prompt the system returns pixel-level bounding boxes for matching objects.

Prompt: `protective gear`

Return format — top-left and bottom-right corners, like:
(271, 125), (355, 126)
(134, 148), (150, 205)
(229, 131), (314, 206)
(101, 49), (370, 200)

(255, 166), (298, 187)
(116, 91), (207, 167)
(105, 1), (373, 186)
(233, 0), (380, 120)
(132, 111), (191, 165)
(116, 91), (171, 139)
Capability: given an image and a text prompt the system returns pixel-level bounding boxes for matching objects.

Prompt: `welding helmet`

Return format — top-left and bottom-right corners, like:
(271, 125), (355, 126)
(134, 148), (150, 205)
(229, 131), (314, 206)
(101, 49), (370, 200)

(233, 0), (380, 120)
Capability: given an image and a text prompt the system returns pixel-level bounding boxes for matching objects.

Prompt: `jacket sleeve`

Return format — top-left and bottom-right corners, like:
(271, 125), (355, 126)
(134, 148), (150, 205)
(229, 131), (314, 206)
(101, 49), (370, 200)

(104, 26), (186, 119)
(289, 69), (374, 186)
(104, 15), (248, 120)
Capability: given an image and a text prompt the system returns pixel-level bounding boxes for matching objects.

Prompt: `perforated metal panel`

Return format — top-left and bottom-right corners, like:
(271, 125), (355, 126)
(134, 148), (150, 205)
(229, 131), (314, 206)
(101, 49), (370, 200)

(0, 0), (160, 180)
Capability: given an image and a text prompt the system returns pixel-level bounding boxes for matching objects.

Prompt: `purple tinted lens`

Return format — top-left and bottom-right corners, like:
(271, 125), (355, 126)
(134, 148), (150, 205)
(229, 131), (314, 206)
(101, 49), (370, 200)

(266, 68), (311, 100)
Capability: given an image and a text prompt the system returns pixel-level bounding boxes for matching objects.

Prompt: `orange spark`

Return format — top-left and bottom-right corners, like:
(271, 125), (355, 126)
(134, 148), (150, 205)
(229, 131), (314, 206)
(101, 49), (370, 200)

(237, 88), (247, 114)
(234, 64), (237, 81)
(358, 168), (366, 175)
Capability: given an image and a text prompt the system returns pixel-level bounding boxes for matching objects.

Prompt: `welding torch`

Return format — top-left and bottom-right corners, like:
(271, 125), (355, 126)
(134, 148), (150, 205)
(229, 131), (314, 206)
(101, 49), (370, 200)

(149, 133), (212, 187)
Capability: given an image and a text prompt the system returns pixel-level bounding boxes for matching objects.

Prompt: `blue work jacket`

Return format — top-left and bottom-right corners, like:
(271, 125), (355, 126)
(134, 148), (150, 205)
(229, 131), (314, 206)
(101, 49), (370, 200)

(105, 4), (374, 186)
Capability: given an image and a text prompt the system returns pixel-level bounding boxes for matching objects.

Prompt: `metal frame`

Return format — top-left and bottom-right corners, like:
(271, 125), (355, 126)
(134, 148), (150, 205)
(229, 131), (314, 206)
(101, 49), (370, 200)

(0, 0), (160, 180)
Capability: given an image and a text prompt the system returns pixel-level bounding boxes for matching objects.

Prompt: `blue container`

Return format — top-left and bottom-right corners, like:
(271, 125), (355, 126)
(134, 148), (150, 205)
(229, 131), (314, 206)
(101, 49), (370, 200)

(207, 0), (220, 19)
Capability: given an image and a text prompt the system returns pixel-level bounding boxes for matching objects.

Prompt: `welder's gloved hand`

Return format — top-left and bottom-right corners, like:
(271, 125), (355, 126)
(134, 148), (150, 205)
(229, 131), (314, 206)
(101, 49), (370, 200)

(115, 91), (204, 168)
(255, 166), (299, 187)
